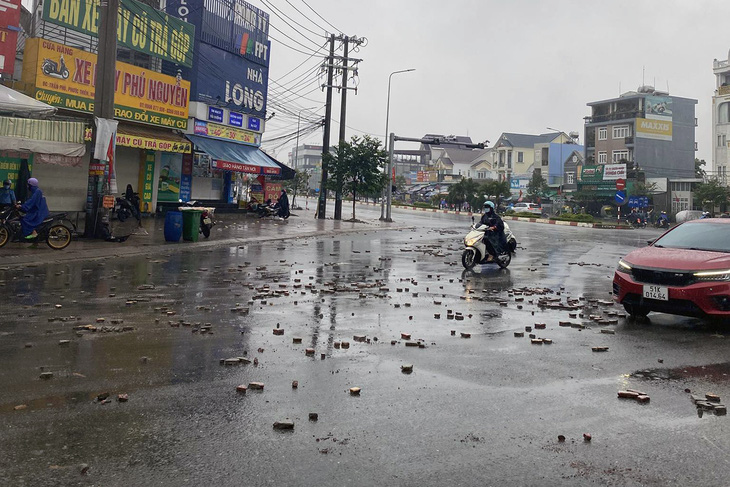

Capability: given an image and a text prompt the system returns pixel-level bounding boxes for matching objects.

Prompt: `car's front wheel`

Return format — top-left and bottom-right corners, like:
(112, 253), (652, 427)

(623, 303), (649, 318)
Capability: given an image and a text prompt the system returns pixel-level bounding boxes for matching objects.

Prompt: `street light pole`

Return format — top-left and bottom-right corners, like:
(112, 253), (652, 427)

(294, 107), (316, 170)
(380, 68), (415, 220)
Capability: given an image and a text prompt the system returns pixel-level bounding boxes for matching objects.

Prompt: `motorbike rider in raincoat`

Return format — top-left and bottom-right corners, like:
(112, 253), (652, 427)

(479, 200), (507, 255)
(17, 178), (49, 239)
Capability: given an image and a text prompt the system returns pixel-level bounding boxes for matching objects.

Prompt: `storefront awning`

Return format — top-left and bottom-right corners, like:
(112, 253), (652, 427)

(187, 135), (281, 175)
(0, 115), (86, 158)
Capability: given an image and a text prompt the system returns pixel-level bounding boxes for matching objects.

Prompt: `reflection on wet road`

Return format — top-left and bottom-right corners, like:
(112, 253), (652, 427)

(1, 205), (729, 486)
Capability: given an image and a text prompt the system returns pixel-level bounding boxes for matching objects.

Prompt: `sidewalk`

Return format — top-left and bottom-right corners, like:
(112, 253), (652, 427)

(0, 206), (408, 268)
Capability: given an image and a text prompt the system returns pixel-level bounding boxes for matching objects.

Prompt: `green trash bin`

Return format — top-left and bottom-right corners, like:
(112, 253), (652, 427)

(182, 209), (203, 242)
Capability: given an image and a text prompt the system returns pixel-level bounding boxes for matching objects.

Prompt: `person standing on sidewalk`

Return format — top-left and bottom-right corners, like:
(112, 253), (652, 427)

(17, 178), (49, 239)
(0, 180), (16, 208)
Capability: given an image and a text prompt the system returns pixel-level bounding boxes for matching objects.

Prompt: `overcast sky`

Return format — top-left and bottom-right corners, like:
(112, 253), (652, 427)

(255, 0), (730, 172)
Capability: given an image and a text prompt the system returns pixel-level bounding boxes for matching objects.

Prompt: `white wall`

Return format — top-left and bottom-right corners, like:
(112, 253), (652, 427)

(32, 154), (89, 212)
(115, 147), (143, 196)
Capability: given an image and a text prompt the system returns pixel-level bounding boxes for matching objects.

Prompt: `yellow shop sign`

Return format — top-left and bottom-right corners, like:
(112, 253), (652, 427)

(22, 38), (190, 129)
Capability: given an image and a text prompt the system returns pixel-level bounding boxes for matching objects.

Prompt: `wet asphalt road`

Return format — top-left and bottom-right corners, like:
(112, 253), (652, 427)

(2, 204), (730, 486)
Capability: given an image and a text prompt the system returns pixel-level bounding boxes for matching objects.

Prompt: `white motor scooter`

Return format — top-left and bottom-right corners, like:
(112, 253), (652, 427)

(461, 219), (516, 270)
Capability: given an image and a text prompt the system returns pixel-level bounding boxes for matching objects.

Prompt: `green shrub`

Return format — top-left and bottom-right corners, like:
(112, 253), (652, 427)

(552, 213), (595, 223)
(413, 202), (437, 209)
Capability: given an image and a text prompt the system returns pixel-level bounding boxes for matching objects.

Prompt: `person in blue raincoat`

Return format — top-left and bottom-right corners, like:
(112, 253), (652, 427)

(0, 179), (16, 207)
(17, 178), (49, 239)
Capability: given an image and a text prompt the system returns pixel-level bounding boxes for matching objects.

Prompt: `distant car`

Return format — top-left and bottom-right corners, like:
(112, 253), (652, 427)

(613, 219), (730, 319)
(512, 202), (543, 216)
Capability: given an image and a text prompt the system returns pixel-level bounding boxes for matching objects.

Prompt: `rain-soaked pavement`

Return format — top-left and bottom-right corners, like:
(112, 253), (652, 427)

(2, 203), (730, 486)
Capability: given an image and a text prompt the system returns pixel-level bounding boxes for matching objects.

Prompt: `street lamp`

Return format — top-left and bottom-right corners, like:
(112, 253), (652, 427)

(294, 106), (317, 170)
(380, 68), (415, 221)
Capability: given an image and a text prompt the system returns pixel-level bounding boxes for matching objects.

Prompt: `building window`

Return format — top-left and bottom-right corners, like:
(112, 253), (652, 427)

(612, 150), (629, 163)
(598, 151), (608, 163)
(613, 125), (630, 139)
(517, 151), (524, 163)
(720, 103), (730, 124)
(719, 135), (727, 147)
(507, 151), (512, 168)
(598, 127), (607, 140)
(566, 172), (574, 184)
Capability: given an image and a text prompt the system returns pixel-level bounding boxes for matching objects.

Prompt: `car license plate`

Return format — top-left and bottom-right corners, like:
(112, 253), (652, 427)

(643, 285), (668, 301)
(203, 218), (212, 225)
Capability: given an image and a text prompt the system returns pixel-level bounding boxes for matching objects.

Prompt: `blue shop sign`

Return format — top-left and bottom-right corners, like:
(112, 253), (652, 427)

(248, 117), (261, 131)
(208, 106), (224, 123)
(229, 112), (244, 127)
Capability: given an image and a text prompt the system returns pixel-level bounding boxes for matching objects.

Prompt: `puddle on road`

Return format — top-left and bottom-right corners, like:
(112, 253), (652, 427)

(632, 362), (730, 383)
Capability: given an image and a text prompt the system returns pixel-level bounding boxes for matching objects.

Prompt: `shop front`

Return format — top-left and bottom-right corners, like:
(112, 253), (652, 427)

(21, 38), (193, 214)
(184, 132), (288, 207)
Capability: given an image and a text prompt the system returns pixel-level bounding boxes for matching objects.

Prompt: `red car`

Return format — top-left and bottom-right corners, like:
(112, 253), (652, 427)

(613, 219), (730, 319)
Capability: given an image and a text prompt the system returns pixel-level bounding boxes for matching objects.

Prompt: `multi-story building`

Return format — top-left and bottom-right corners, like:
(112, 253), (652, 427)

(584, 87), (697, 179)
(287, 144), (323, 191)
(492, 131), (581, 189)
(712, 50), (730, 185)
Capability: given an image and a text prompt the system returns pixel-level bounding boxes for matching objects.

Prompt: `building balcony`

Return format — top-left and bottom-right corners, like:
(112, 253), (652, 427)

(585, 110), (643, 124)
(624, 136), (634, 146)
(719, 85), (730, 96)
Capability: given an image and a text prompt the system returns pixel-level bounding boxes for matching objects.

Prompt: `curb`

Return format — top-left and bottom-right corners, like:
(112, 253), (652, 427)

(356, 201), (632, 230)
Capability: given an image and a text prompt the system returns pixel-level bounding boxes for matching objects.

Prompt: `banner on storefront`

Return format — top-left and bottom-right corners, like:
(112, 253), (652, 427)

(85, 127), (192, 153)
(0, 154), (32, 185)
(158, 153), (182, 202)
(139, 151), (155, 211)
(193, 119), (259, 145)
(166, 0), (268, 68)
(23, 39), (190, 129)
(602, 163), (627, 181)
(42, 0), (194, 67)
(636, 117), (672, 141)
(179, 152), (192, 202)
(211, 158), (279, 175)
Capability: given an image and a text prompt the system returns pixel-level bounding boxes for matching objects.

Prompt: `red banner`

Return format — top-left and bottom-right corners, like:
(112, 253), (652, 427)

(0, 0), (21, 29)
(211, 158), (280, 175)
(0, 28), (17, 75)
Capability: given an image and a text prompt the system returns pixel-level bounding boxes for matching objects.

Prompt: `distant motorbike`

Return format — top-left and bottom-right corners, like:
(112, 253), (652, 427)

(41, 55), (70, 80)
(0, 205), (73, 250)
(626, 216), (646, 228)
(461, 219), (516, 270)
(655, 216), (669, 229)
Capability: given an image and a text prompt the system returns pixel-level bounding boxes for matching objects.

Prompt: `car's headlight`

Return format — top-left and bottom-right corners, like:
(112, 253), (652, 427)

(693, 269), (730, 281)
(617, 260), (632, 272)
(465, 237), (481, 247)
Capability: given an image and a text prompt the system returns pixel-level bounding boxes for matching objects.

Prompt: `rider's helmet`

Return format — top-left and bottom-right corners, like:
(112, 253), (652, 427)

(483, 200), (495, 212)
(28, 178), (39, 187)
(2, 179), (10, 187)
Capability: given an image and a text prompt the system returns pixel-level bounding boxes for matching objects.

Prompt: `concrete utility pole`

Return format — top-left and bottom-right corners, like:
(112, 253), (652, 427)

(85, 0), (119, 237)
(317, 34), (336, 220)
(333, 36), (349, 220)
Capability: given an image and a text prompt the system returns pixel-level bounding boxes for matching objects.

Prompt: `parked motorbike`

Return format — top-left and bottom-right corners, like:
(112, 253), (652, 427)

(114, 191), (141, 224)
(41, 55), (70, 80)
(0, 205), (74, 250)
(461, 218), (516, 270)
(182, 201), (216, 238)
